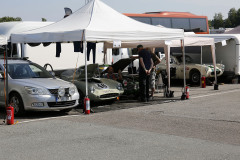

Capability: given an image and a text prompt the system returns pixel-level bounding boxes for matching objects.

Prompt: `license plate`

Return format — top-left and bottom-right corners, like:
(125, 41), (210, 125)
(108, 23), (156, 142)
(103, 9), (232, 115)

(56, 96), (71, 102)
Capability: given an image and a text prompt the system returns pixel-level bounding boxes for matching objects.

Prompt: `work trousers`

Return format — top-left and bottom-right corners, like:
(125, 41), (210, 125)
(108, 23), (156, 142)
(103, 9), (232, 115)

(87, 42), (96, 64)
(139, 72), (150, 101)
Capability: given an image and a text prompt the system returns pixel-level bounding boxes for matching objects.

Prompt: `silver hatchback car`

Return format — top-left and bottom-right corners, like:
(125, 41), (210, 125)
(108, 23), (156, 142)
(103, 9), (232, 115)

(0, 58), (79, 115)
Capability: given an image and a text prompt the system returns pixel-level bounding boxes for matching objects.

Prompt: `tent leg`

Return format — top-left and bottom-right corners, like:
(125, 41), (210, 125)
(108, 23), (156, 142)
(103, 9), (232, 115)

(200, 46), (203, 87)
(6, 45), (9, 107)
(181, 39), (187, 100)
(84, 35), (88, 97)
(211, 45), (218, 90)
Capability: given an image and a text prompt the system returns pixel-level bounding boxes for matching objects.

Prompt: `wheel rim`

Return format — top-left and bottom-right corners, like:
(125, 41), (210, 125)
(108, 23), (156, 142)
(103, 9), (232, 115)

(10, 96), (20, 114)
(192, 73), (200, 83)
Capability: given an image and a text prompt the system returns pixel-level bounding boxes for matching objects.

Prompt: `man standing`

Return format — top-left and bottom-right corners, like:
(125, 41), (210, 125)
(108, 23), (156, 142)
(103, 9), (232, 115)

(149, 48), (161, 99)
(137, 45), (153, 102)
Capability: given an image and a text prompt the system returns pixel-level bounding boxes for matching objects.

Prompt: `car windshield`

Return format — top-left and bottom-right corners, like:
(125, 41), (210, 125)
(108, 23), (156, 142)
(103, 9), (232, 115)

(7, 63), (53, 79)
(176, 55), (193, 64)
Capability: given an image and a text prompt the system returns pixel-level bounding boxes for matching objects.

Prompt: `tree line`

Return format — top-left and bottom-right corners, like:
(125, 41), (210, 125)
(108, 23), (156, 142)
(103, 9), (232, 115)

(0, 16), (47, 23)
(0, 16), (22, 23)
(210, 8), (240, 29)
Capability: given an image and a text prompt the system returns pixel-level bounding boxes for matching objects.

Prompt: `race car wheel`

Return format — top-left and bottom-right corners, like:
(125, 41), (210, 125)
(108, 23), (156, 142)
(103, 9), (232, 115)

(78, 90), (85, 109)
(190, 70), (200, 84)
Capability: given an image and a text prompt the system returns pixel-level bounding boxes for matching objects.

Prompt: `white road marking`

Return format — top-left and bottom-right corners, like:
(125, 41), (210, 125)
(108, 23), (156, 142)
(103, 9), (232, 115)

(191, 89), (240, 99)
(17, 114), (82, 124)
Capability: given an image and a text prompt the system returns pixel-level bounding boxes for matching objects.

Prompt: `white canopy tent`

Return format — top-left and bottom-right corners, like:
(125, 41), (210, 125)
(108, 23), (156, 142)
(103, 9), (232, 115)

(10, 0), (184, 97)
(11, 0), (183, 43)
(104, 34), (216, 94)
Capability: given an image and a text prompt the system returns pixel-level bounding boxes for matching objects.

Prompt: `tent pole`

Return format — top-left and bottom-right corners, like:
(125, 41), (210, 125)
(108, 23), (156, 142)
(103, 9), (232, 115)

(84, 30), (88, 97)
(163, 45), (170, 90)
(211, 45), (218, 89)
(5, 43), (9, 107)
(167, 46), (170, 90)
(200, 46), (203, 87)
(182, 40), (186, 94)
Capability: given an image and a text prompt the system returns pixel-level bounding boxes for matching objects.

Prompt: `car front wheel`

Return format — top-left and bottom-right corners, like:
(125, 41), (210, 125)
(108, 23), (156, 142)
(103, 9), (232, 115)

(9, 93), (25, 116)
(190, 70), (200, 84)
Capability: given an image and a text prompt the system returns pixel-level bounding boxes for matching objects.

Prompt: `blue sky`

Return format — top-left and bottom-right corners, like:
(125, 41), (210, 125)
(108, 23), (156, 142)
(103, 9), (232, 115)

(1, 0), (240, 22)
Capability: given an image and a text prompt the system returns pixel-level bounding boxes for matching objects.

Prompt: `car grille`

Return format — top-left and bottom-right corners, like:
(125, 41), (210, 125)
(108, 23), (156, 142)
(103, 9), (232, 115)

(48, 100), (76, 107)
(100, 93), (119, 98)
(211, 71), (220, 75)
(48, 88), (69, 95)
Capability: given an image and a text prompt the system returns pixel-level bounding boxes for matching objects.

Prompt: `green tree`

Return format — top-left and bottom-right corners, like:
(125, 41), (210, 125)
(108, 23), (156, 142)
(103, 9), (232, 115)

(41, 18), (47, 22)
(224, 18), (232, 28)
(228, 8), (237, 27)
(236, 8), (240, 26)
(208, 20), (212, 28)
(0, 16), (22, 23)
(213, 13), (224, 29)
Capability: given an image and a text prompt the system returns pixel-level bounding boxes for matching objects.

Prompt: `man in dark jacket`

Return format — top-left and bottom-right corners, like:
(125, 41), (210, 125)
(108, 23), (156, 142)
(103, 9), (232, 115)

(137, 45), (153, 102)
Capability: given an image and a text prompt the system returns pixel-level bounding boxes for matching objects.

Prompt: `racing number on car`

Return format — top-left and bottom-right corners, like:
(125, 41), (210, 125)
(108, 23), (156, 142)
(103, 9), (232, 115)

(96, 83), (108, 89)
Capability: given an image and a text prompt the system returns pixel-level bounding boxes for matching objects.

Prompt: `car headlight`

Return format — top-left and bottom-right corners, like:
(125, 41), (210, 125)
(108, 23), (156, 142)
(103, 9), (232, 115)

(221, 64), (225, 71)
(25, 86), (49, 95)
(90, 86), (95, 93)
(205, 67), (209, 73)
(58, 87), (65, 97)
(69, 86), (76, 96)
(117, 83), (123, 90)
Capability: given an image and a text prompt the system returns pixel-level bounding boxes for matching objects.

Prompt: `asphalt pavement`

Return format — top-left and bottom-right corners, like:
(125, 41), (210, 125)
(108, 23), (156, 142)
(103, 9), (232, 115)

(1, 83), (240, 160)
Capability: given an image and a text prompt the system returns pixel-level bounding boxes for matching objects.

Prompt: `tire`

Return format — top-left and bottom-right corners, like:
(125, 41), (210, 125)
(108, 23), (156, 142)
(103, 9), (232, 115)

(9, 93), (25, 116)
(190, 70), (200, 85)
(78, 90), (85, 109)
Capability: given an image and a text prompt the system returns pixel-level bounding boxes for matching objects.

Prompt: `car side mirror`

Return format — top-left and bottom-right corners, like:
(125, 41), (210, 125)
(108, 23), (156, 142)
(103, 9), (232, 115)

(49, 71), (55, 77)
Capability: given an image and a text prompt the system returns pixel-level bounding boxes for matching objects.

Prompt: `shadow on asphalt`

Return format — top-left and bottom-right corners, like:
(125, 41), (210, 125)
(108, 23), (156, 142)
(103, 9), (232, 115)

(0, 95), (181, 123)
(0, 79), (192, 122)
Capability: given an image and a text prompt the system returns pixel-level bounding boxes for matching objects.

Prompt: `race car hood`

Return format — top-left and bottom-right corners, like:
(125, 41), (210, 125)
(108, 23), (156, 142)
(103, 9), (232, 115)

(102, 58), (134, 74)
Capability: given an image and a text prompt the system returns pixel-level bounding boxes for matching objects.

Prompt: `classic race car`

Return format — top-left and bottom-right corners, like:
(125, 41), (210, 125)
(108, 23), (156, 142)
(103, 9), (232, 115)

(102, 58), (140, 98)
(156, 55), (225, 84)
(60, 64), (124, 106)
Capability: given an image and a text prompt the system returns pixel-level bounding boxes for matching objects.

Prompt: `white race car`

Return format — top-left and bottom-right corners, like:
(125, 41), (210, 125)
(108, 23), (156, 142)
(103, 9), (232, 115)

(156, 55), (225, 84)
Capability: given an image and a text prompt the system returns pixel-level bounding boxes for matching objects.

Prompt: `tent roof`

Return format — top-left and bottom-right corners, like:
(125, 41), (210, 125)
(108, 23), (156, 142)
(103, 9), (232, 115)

(11, 0), (184, 43)
(0, 21), (53, 41)
(104, 33), (215, 48)
(191, 34), (240, 43)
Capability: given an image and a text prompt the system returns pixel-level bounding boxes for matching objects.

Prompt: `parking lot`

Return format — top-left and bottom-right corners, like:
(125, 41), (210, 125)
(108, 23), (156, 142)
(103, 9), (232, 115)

(0, 83), (239, 123)
(1, 83), (240, 160)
